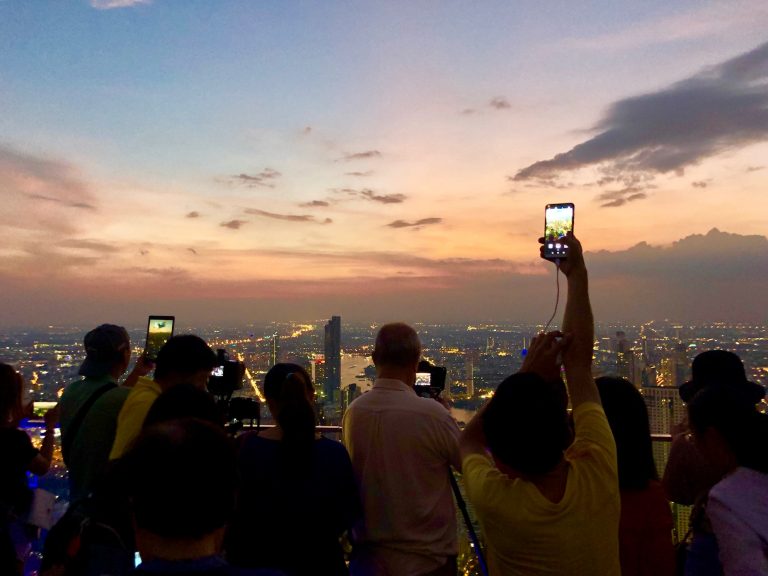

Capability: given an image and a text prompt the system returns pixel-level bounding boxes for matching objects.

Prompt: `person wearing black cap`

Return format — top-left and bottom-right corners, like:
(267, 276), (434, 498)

(663, 350), (766, 576)
(58, 324), (152, 504)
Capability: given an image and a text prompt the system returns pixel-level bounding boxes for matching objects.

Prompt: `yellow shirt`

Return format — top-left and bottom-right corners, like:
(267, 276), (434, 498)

(109, 376), (162, 460)
(462, 402), (621, 576)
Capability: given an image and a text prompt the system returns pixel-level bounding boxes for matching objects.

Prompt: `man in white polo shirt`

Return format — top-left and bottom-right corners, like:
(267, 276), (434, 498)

(343, 322), (461, 576)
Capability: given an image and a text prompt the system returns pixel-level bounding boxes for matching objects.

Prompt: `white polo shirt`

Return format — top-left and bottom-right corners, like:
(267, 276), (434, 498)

(343, 378), (461, 575)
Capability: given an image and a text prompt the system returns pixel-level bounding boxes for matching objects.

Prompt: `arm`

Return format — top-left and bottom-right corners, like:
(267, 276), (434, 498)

(122, 355), (154, 388)
(28, 405), (58, 475)
(554, 233), (600, 408)
(459, 402), (488, 463)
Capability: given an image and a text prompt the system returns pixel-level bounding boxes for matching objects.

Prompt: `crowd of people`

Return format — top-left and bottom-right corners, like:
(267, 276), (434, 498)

(1, 232), (767, 576)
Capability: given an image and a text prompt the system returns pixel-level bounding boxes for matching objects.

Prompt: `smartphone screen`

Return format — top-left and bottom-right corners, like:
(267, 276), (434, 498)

(544, 203), (575, 260)
(415, 372), (432, 387)
(145, 316), (175, 361)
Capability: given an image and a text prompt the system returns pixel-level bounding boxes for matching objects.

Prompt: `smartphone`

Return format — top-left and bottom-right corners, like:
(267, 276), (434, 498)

(144, 315), (175, 362)
(543, 203), (575, 260)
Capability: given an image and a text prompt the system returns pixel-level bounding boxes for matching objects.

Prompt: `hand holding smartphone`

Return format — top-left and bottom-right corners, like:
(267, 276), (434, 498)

(543, 203), (575, 260)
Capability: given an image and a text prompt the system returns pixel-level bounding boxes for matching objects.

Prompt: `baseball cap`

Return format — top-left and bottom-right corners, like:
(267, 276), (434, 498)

(679, 350), (765, 404)
(78, 324), (130, 378)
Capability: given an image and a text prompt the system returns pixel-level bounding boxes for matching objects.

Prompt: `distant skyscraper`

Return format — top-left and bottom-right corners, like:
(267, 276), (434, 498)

(324, 316), (341, 404)
(465, 351), (478, 399)
(615, 331), (630, 380)
(341, 383), (361, 416)
(269, 333), (280, 367)
(641, 386), (686, 435)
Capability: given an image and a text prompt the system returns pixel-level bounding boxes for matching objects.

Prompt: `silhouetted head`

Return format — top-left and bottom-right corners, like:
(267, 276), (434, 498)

(263, 363), (316, 473)
(124, 418), (237, 541)
(143, 383), (224, 429)
(0, 362), (23, 425)
(679, 350), (765, 404)
(595, 376), (657, 490)
(372, 323), (421, 382)
(154, 335), (217, 390)
(688, 382), (768, 476)
(78, 324), (131, 379)
(483, 372), (570, 476)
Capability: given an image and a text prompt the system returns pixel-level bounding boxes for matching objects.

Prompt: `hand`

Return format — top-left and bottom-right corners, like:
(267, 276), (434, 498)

(538, 231), (586, 277)
(520, 331), (570, 382)
(131, 354), (155, 377)
(43, 405), (60, 431)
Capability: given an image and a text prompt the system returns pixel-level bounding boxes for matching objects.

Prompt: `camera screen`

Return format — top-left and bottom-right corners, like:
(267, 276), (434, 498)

(544, 204), (574, 259)
(211, 366), (224, 377)
(415, 372), (431, 387)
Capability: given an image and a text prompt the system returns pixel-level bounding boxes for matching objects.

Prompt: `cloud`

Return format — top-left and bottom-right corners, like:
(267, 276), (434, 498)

(340, 150), (382, 161)
(188, 248), (198, 255)
(461, 108), (477, 116)
(186, 211), (200, 218)
(596, 187), (649, 208)
(746, 165), (765, 172)
(691, 181), (708, 188)
(489, 97), (512, 110)
(90, 0), (150, 8)
(0, 144), (99, 234)
(220, 219), (247, 230)
(227, 168), (281, 188)
(299, 200), (330, 208)
(386, 217), (443, 229)
(331, 187), (406, 204)
(360, 189), (407, 204)
(244, 208), (332, 224)
(345, 171), (374, 177)
(302, 126), (312, 135)
(514, 41), (768, 188)
(58, 239), (120, 253)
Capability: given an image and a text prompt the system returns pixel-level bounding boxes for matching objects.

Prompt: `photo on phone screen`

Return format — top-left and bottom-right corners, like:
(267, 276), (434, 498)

(145, 316), (175, 361)
(415, 372), (432, 387)
(544, 203), (574, 260)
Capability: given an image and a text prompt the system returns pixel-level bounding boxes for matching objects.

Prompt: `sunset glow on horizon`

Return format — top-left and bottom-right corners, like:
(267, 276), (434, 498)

(2, 1), (768, 327)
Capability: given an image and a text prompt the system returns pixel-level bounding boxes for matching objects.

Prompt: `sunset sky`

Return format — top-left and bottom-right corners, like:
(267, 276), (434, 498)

(2, 1), (768, 328)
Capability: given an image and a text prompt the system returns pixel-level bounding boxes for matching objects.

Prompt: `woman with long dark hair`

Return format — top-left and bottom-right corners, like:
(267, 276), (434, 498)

(226, 363), (361, 575)
(596, 376), (675, 576)
(0, 363), (57, 575)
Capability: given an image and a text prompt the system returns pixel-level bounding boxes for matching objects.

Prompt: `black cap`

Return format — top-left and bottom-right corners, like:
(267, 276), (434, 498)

(679, 350), (765, 404)
(78, 324), (130, 378)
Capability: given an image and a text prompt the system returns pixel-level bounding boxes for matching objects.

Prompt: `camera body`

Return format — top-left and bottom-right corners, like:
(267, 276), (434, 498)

(415, 360), (448, 398)
(208, 348), (245, 397)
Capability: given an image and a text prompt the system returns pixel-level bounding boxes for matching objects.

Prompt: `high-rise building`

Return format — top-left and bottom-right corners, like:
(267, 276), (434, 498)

(341, 383), (361, 416)
(465, 351), (478, 399)
(615, 331), (630, 380)
(324, 316), (341, 405)
(269, 333), (280, 367)
(641, 386), (686, 435)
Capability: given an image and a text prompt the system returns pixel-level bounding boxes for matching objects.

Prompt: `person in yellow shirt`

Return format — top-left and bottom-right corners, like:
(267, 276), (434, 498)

(459, 233), (621, 576)
(110, 335), (217, 460)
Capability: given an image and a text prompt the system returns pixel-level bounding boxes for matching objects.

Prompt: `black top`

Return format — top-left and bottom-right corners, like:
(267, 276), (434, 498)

(226, 435), (361, 576)
(134, 555), (285, 575)
(0, 427), (38, 516)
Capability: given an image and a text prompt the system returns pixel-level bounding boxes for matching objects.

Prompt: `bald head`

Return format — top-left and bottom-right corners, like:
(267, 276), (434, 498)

(373, 323), (421, 370)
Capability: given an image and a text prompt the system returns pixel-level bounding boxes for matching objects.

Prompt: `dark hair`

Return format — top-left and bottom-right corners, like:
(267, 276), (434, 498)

(688, 383), (768, 474)
(372, 322), (421, 368)
(144, 383), (224, 429)
(263, 363), (316, 474)
(0, 362), (22, 422)
(595, 376), (658, 490)
(483, 372), (571, 476)
(124, 418), (237, 539)
(154, 335), (217, 382)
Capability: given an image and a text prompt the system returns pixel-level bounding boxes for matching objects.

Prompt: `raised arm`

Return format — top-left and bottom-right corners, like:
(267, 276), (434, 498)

(552, 233), (600, 408)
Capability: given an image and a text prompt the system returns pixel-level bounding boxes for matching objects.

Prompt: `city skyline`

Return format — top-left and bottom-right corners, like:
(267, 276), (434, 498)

(2, 2), (768, 326)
